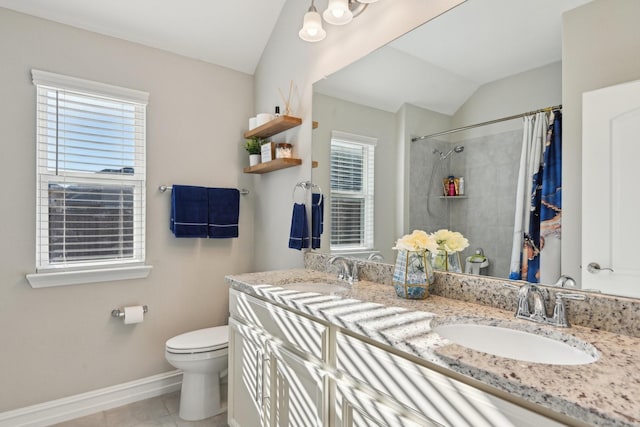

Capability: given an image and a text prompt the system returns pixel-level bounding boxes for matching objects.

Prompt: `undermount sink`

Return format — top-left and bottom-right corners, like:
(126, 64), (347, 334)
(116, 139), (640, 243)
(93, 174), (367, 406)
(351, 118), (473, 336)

(281, 281), (351, 295)
(433, 322), (598, 365)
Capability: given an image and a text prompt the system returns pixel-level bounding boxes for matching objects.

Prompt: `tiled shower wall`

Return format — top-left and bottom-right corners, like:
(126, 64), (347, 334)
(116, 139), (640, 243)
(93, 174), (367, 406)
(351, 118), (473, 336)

(409, 129), (522, 278)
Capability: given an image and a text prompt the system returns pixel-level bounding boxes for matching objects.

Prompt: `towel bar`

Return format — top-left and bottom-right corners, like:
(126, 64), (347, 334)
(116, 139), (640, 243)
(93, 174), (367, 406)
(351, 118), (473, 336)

(292, 181), (323, 204)
(159, 185), (249, 195)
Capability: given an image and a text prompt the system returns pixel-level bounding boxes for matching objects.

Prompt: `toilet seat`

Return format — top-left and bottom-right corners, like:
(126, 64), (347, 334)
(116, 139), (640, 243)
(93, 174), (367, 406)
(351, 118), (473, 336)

(166, 326), (228, 354)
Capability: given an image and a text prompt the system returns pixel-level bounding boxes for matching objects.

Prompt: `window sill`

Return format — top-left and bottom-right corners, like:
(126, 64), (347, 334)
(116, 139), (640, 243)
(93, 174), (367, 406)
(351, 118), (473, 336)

(26, 265), (153, 288)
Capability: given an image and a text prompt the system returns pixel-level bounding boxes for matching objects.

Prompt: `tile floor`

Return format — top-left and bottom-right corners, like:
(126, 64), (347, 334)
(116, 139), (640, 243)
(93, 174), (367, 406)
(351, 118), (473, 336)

(51, 392), (228, 427)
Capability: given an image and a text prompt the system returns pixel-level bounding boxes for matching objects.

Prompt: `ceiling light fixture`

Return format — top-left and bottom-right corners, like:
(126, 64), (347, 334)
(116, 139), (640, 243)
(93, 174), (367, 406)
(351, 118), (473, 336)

(299, 0), (327, 42)
(299, 0), (379, 43)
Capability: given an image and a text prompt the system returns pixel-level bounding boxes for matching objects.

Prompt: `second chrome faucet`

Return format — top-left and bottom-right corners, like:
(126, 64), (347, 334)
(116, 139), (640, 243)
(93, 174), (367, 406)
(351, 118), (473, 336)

(328, 256), (359, 284)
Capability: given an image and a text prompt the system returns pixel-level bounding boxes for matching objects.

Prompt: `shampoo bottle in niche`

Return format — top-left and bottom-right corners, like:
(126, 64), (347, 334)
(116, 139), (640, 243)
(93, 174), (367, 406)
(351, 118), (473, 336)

(448, 176), (456, 196)
(458, 177), (465, 195)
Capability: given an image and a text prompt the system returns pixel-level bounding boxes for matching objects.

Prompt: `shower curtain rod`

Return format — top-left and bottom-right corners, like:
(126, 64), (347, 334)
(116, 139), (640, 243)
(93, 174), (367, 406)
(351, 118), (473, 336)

(411, 104), (562, 142)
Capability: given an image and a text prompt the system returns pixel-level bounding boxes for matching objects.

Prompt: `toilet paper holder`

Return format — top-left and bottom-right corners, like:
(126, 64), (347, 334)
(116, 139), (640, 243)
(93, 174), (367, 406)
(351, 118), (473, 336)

(111, 305), (148, 318)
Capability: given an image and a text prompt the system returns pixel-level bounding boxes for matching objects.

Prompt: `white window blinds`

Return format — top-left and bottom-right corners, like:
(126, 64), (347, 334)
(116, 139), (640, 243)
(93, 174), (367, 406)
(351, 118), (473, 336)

(32, 70), (148, 272)
(329, 131), (376, 251)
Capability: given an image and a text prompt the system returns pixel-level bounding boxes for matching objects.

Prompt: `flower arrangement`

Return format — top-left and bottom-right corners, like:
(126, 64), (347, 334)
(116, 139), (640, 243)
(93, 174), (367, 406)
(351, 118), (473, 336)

(392, 230), (439, 253)
(430, 229), (469, 272)
(431, 229), (469, 253)
(393, 229), (469, 275)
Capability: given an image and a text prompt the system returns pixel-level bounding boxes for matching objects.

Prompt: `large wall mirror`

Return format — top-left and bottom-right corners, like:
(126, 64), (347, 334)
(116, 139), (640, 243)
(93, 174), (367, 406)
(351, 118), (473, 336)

(310, 0), (630, 294)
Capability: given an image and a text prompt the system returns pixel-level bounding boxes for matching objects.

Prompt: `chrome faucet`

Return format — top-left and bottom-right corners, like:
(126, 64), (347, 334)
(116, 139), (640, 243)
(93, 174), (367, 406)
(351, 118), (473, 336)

(515, 284), (548, 323)
(506, 283), (586, 328)
(367, 252), (384, 261)
(554, 275), (577, 288)
(328, 256), (358, 284)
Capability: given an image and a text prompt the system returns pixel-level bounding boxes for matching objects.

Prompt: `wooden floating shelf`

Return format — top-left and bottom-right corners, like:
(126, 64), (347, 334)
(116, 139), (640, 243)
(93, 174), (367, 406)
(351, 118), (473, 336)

(243, 158), (302, 174)
(244, 115), (302, 139)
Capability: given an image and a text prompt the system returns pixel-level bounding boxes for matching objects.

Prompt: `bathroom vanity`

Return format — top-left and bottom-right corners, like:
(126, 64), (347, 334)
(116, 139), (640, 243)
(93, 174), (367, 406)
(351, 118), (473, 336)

(226, 267), (640, 427)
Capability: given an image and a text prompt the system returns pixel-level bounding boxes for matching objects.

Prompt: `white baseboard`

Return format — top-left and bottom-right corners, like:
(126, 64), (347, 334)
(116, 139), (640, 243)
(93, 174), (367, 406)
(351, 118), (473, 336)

(0, 370), (182, 427)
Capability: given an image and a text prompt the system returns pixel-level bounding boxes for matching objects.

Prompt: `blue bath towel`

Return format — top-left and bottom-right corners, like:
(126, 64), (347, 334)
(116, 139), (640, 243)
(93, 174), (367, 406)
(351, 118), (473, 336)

(171, 185), (209, 238)
(289, 203), (309, 250)
(207, 188), (240, 238)
(311, 193), (324, 249)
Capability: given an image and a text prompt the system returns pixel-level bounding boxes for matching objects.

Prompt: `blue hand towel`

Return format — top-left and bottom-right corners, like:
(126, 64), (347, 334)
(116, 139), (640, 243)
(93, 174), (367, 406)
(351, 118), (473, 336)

(289, 203), (309, 250)
(311, 193), (324, 249)
(171, 185), (208, 238)
(207, 188), (240, 238)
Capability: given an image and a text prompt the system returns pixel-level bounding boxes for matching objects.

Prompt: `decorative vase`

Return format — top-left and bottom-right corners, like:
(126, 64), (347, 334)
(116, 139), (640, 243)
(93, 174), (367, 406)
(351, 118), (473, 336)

(393, 250), (434, 299)
(249, 154), (261, 167)
(430, 249), (462, 273)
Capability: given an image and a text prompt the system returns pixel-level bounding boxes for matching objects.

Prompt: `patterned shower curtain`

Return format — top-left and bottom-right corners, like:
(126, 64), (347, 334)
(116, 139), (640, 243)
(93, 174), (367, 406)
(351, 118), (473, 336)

(509, 110), (562, 282)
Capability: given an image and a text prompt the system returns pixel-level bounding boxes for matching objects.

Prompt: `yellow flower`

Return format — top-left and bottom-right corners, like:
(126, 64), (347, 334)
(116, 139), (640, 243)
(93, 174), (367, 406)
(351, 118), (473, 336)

(431, 229), (469, 253)
(393, 230), (438, 252)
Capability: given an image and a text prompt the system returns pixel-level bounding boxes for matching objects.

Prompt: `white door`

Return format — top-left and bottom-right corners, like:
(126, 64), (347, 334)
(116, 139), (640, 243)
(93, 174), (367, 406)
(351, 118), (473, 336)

(582, 79), (640, 297)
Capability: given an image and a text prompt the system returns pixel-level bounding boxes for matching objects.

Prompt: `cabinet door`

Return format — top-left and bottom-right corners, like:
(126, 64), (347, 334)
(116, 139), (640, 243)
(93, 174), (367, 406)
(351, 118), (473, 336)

(267, 342), (326, 427)
(335, 382), (441, 427)
(228, 318), (269, 427)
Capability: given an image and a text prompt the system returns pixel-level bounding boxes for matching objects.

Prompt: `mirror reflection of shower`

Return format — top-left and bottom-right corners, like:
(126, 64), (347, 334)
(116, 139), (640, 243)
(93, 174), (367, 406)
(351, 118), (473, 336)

(433, 145), (465, 160)
(427, 144), (464, 215)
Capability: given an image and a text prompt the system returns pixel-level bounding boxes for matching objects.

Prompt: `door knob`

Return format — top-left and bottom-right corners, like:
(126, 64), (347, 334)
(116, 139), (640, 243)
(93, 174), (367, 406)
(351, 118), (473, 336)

(587, 262), (614, 274)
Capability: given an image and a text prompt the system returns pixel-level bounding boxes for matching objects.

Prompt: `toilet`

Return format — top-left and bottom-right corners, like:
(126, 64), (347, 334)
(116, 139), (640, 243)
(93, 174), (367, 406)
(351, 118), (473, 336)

(165, 325), (229, 421)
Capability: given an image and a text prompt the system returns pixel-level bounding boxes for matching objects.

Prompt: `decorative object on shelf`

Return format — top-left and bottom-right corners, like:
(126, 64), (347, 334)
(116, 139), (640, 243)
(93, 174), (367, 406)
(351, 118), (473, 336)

(245, 137), (262, 167)
(430, 229), (469, 273)
(392, 230), (437, 299)
(278, 80), (295, 116)
(299, 0), (378, 43)
(261, 141), (275, 163)
(276, 143), (293, 159)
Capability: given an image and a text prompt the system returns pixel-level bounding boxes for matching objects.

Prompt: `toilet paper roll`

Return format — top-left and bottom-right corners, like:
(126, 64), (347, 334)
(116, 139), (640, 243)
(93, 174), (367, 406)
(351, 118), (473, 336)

(124, 305), (145, 325)
(249, 117), (257, 130)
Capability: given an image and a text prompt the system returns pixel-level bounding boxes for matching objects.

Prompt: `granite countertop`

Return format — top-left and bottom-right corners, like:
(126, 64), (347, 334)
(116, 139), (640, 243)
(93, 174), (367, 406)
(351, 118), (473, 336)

(226, 268), (640, 427)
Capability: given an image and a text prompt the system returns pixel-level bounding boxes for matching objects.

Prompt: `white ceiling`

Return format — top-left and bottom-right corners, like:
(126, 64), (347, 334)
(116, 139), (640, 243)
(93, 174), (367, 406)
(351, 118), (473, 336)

(0, 0), (288, 75)
(0, 0), (591, 112)
(314, 0), (592, 114)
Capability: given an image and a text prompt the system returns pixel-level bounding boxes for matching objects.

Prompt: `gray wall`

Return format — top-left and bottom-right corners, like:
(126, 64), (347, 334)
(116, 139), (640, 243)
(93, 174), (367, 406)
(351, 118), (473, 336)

(562, 0), (640, 286)
(0, 8), (254, 411)
(408, 62), (561, 278)
(312, 93), (397, 261)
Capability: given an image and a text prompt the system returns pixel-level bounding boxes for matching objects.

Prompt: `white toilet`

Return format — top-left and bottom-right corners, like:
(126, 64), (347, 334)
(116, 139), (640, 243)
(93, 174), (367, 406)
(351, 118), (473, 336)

(165, 325), (229, 421)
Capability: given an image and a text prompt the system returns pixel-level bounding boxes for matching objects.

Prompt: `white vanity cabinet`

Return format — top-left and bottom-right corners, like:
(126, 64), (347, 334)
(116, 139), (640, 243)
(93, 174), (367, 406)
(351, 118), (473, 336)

(334, 332), (565, 427)
(229, 290), (328, 427)
(228, 288), (567, 427)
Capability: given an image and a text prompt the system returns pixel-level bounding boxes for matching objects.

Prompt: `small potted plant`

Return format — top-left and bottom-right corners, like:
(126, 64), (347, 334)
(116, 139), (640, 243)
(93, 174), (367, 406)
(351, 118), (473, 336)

(245, 137), (262, 166)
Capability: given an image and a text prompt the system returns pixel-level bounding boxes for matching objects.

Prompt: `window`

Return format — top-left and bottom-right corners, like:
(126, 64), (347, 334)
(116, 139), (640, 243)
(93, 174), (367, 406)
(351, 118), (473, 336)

(329, 131), (376, 251)
(28, 70), (150, 287)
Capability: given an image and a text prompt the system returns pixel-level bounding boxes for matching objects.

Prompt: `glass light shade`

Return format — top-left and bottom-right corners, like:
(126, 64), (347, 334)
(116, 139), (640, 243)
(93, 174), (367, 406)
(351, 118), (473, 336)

(299, 10), (326, 42)
(323, 0), (353, 25)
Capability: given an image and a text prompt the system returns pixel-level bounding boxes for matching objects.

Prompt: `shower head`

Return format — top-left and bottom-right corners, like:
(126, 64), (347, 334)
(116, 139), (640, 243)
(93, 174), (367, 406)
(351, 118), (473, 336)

(439, 145), (464, 160)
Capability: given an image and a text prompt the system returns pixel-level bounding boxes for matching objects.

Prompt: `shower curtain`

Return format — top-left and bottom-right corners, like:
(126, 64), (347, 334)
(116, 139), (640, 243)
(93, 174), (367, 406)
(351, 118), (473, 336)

(509, 110), (562, 283)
